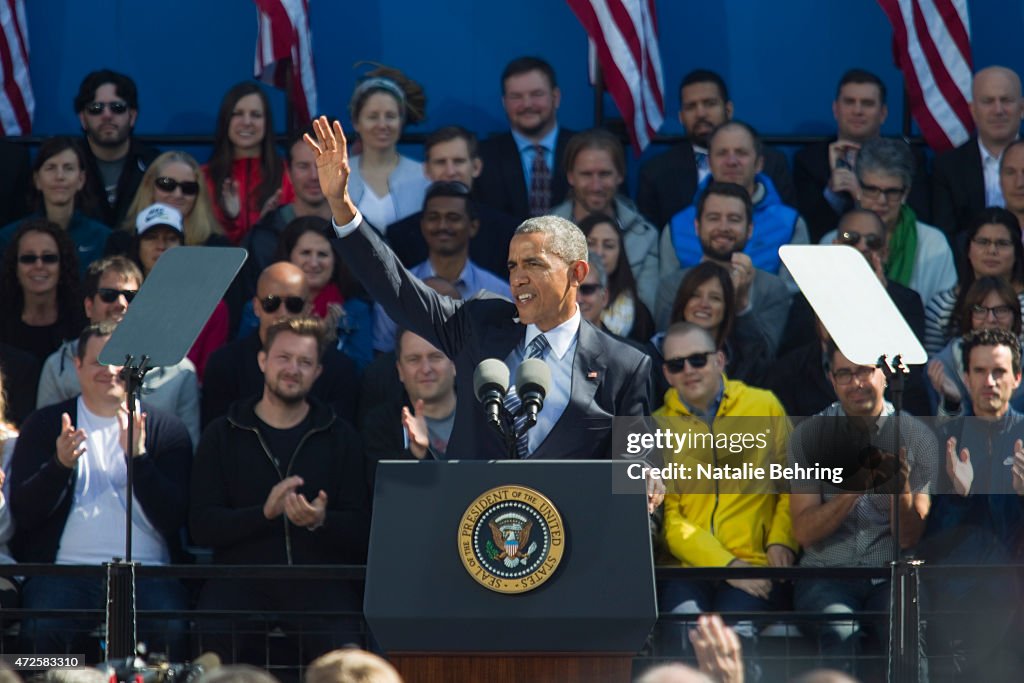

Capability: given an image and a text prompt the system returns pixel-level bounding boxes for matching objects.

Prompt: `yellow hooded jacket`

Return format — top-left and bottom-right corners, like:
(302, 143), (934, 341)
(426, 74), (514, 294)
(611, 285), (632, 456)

(655, 376), (799, 567)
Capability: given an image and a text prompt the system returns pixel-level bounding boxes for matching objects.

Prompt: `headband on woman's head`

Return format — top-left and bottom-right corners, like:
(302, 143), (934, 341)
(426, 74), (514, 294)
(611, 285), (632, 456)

(352, 77), (406, 111)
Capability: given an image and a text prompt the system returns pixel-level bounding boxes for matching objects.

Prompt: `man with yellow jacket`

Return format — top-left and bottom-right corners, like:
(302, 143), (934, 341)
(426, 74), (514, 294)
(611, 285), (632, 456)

(653, 322), (798, 656)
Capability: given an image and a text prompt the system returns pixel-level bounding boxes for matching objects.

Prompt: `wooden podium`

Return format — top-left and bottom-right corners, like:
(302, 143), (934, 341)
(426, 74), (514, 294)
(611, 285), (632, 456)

(364, 461), (657, 683)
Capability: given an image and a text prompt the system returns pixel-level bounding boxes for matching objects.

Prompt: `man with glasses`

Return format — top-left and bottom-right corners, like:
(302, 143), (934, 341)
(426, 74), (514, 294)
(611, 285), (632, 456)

(73, 70), (158, 226)
(202, 262), (357, 428)
(35, 256), (201, 445)
(788, 341), (935, 678)
(655, 322), (796, 658)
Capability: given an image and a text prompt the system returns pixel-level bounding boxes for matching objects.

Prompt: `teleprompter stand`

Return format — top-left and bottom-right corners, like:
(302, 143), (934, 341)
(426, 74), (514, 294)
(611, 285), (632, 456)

(781, 245), (927, 683)
(99, 247), (246, 658)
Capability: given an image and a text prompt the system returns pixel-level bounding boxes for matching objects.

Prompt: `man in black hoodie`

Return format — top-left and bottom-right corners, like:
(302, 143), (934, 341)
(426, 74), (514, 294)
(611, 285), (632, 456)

(191, 316), (371, 664)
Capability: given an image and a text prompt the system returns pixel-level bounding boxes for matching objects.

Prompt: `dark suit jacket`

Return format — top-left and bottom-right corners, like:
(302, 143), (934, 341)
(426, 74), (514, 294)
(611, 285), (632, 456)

(385, 202), (518, 276)
(637, 141), (794, 229)
(794, 138), (932, 243)
(0, 140), (30, 226)
(336, 221), (652, 459)
(931, 137), (985, 238)
(474, 128), (575, 223)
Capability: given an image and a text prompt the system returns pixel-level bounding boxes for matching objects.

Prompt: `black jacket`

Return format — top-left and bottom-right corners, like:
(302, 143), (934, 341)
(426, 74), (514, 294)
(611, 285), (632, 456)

(931, 136), (986, 239)
(190, 396), (370, 565)
(474, 129), (575, 223)
(9, 398), (192, 563)
(80, 137), (160, 227)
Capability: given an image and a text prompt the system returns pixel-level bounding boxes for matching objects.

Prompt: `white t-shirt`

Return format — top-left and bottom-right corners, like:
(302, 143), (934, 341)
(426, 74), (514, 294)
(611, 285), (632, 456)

(357, 185), (397, 234)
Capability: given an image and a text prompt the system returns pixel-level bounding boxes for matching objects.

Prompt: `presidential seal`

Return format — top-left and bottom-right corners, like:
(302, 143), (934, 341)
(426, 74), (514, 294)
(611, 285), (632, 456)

(458, 485), (565, 594)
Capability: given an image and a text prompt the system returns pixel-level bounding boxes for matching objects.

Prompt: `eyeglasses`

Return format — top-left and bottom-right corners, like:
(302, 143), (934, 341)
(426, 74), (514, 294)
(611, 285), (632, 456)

(832, 367), (876, 385)
(971, 236), (1015, 251)
(18, 253), (59, 265)
(664, 351), (715, 373)
(839, 230), (884, 251)
(259, 295), (305, 314)
(578, 283), (603, 296)
(971, 303), (1014, 320)
(859, 183), (906, 203)
(96, 288), (138, 304)
(85, 101), (128, 115)
(155, 177), (200, 196)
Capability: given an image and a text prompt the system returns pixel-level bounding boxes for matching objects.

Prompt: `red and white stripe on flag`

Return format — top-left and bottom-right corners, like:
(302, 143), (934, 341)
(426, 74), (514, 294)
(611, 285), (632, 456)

(878, 0), (973, 152)
(0, 0), (33, 136)
(568, 0), (665, 153)
(253, 0), (317, 126)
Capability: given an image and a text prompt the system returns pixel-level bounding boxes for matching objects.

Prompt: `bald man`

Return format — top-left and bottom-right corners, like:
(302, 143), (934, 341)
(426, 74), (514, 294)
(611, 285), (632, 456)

(202, 262), (358, 427)
(933, 66), (1024, 237)
(634, 664), (713, 683)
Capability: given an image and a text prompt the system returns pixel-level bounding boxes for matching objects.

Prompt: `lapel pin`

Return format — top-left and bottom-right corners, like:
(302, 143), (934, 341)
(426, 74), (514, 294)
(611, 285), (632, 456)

(587, 370), (599, 380)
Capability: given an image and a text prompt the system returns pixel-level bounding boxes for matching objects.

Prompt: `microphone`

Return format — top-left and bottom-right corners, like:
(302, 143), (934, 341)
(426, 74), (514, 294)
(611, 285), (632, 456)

(515, 358), (551, 430)
(474, 359), (510, 429)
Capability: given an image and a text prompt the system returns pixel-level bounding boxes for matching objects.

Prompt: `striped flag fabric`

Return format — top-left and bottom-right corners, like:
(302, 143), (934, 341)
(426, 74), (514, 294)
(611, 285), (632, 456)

(877, 0), (973, 152)
(568, 0), (665, 153)
(0, 0), (33, 135)
(253, 0), (318, 126)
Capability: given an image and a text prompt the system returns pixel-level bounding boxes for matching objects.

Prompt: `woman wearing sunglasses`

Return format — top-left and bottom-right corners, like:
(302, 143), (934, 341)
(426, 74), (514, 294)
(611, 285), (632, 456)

(923, 207), (1024, 354)
(0, 219), (84, 365)
(0, 137), (110, 277)
(578, 212), (654, 343)
(928, 276), (1024, 416)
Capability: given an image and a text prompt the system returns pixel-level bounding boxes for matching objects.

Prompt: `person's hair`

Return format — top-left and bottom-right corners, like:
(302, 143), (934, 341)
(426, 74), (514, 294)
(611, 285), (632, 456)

(788, 669), (860, 683)
(424, 125), (479, 160)
(74, 69), (139, 112)
(306, 648), (404, 683)
(563, 128), (626, 180)
(696, 181), (753, 225)
(586, 250), (608, 289)
(635, 662), (714, 683)
(678, 69), (730, 105)
(41, 668), (107, 683)
(82, 255), (143, 300)
(501, 56), (557, 93)
(196, 665), (279, 683)
(0, 219), (84, 340)
(350, 62), (426, 126)
(961, 327), (1022, 376)
(76, 320), (117, 362)
(30, 136), (94, 215)
(663, 321), (719, 351)
(948, 207), (1024, 336)
(272, 216), (359, 298)
(577, 212), (637, 305)
(422, 181), (476, 220)
(956, 275), (1022, 336)
(669, 261), (734, 348)
(264, 316), (328, 359)
(837, 207), (887, 234)
(1001, 139), (1024, 171)
(836, 68), (887, 104)
(121, 150), (223, 245)
(207, 82), (284, 215)
(286, 127), (316, 163)
(708, 120), (763, 159)
(855, 137), (914, 190)
(514, 216), (588, 265)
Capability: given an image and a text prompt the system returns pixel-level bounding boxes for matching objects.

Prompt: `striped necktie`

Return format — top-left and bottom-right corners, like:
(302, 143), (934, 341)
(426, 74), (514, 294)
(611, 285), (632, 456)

(504, 334), (550, 458)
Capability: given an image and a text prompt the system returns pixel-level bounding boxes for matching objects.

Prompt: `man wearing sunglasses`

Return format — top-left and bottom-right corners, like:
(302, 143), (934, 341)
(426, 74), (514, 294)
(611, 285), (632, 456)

(34, 256), (201, 446)
(655, 322), (796, 656)
(202, 262), (357, 430)
(73, 69), (158, 226)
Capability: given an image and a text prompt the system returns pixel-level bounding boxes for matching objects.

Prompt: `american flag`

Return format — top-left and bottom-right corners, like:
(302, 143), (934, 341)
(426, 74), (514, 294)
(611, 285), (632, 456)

(568, 0), (665, 153)
(253, 0), (318, 126)
(878, 0), (973, 151)
(0, 0), (33, 135)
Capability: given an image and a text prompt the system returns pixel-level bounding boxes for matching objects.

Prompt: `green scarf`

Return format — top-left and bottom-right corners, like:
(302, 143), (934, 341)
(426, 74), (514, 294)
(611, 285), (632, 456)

(885, 205), (918, 287)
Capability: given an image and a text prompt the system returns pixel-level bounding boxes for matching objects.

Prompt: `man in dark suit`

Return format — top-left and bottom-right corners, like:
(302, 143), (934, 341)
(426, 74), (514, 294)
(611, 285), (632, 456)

(637, 69), (794, 229)
(386, 126), (517, 276)
(307, 117), (652, 464)
(932, 66), (1024, 238)
(794, 69), (930, 243)
(474, 56), (574, 223)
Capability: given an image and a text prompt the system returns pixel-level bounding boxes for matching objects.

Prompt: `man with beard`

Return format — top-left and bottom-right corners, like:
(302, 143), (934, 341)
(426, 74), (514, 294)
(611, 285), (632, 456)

(73, 70), (159, 226)
(372, 181), (511, 352)
(474, 56), (575, 222)
(191, 316), (371, 664)
(655, 182), (792, 353)
(638, 69), (794, 229)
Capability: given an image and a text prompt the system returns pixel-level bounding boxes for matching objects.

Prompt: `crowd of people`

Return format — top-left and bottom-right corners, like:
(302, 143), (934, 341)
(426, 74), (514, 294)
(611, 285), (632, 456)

(0, 54), (1023, 681)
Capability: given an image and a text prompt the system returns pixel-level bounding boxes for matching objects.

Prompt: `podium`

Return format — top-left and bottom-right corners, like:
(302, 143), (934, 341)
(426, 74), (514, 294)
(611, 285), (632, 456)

(364, 460), (657, 683)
